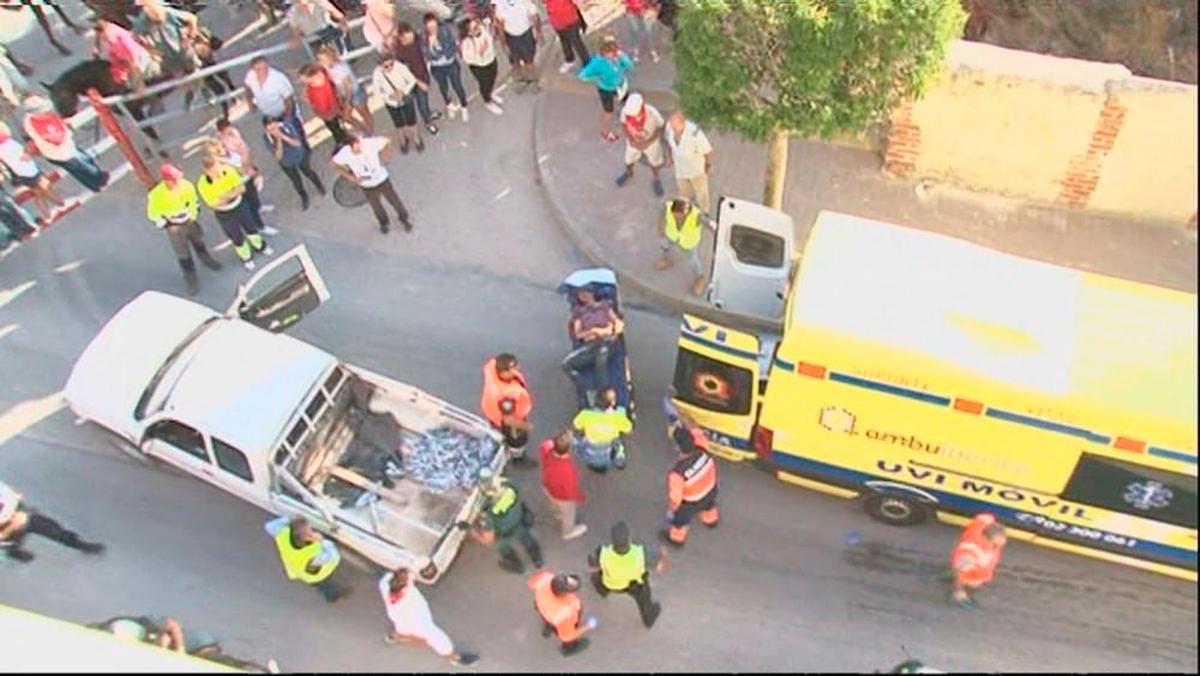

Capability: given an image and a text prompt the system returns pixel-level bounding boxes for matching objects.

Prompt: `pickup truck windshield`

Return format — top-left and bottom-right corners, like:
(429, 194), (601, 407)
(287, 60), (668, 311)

(133, 318), (219, 421)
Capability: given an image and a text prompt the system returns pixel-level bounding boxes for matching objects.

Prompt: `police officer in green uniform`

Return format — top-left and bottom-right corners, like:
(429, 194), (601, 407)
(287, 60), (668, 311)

(588, 521), (663, 628)
(476, 468), (543, 574)
(264, 514), (350, 603)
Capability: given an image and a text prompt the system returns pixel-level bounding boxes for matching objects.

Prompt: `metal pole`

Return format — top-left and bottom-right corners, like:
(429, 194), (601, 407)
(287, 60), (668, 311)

(87, 88), (153, 189)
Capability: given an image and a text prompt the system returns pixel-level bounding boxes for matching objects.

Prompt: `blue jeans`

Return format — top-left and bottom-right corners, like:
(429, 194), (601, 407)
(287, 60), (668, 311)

(430, 62), (468, 108)
(0, 191), (37, 243)
(625, 13), (658, 54)
(413, 86), (436, 126)
(52, 153), (109, 193)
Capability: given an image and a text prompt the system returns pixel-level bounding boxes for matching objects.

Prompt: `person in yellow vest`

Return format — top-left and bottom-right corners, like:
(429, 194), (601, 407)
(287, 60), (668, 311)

(263, 514), (350, 603)
(588, 521), (664, 628)
(197, 154), (273, 271)
(145, 164), (222, 296)
(655, 197), (707, 296)
(572, 386), (633, 472)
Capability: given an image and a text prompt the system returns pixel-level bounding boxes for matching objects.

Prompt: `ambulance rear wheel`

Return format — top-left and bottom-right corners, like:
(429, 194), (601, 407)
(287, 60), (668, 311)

(864, 493), (929, 527)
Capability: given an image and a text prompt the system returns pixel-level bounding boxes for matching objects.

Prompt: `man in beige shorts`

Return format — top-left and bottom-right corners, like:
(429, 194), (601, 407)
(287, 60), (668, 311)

(615, 93), (666, 197)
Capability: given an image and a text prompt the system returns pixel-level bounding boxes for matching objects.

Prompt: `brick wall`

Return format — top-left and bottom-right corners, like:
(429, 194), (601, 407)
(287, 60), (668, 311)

(884, 41), (1198, 225)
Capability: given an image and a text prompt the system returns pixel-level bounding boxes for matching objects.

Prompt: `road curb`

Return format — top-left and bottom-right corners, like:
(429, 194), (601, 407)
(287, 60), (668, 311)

(531, 90), (781, 332)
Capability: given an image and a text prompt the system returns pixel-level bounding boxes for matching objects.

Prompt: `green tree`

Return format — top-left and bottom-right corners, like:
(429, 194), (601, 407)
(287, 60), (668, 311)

(675, 0), (966, 209)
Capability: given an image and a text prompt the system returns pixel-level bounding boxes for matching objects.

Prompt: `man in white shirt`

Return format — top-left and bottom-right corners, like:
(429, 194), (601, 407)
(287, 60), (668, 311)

(330, 135), (413, 234)
(379, 568), (479, 666)
(243, 56), (298, 122)
(492, 0), (542, 91)
(664, 110), (714, 215)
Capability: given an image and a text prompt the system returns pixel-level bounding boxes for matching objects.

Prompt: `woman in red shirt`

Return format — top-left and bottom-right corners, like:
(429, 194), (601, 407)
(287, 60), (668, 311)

(299, 63), (352, 148)
(540, 430), (588, 540)
(543, 0), (590, 73)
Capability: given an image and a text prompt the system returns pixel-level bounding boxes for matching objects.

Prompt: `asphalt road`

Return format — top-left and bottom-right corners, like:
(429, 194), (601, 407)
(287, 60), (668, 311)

(1, 2), (1196, 673)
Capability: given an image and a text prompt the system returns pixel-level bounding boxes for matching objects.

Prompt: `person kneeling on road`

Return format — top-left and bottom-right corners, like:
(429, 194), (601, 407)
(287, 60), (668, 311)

(572, 386), (633, 472)
(589, 521), (664, 628)
(528, 569), (597, 657)
(197, 155), (273, 271)
(264, 514), (351, 603)
(561, 288), (624, 398)
(473, 468), (543, 574)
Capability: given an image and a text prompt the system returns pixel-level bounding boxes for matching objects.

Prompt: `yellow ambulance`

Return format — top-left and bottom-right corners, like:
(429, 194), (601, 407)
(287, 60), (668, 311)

(671, 199), (1197, 580)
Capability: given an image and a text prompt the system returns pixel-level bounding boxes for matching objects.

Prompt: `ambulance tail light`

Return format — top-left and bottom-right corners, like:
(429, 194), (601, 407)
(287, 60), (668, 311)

(753, 425), (774, 462)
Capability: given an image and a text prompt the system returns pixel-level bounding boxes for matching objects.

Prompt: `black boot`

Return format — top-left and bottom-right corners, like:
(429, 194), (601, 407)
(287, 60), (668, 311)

(498, 549), (525, 574)
(179, 258), (200, 296)
(524, 538), (544, 569)
(561, 638), (590, 657)
(196, 246), (223, 271)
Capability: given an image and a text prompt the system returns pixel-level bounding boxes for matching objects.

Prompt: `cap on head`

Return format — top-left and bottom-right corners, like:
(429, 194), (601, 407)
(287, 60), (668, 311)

(622, 93), (644, 117)
(22, 94), (52, 113)
(159, 164), (184, 182)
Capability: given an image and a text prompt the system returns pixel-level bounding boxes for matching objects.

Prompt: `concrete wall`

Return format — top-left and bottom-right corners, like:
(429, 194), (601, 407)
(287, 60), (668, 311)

(884, 41), (1198, 224)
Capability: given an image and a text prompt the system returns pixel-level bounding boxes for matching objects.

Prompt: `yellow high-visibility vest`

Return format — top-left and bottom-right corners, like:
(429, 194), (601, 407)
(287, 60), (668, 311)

(663, 202), (702, 251)
(197, 166), (245, 211)
(146, 179), (199, 226)
(273, 527), (337, 584)
(599, 543), (646, 591)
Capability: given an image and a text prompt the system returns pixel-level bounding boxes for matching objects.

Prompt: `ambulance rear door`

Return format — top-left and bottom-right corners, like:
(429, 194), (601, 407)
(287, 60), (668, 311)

(671, 314), (764, 462)
(706, 196), (796, 323)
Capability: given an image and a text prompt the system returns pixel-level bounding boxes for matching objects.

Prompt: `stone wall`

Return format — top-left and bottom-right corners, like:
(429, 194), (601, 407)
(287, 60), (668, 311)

(884, 41), (1198, 224)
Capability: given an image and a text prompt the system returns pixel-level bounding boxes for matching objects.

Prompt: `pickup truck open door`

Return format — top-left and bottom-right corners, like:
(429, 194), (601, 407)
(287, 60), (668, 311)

(707, 196), (796, 323)
(227, 245), (330, 332)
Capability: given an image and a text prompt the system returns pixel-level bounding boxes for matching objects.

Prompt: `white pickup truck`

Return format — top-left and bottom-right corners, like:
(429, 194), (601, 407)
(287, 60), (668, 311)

(63, 246), (504, 583)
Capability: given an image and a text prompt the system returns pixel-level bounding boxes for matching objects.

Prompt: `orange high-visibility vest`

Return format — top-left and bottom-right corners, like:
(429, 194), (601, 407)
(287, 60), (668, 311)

(528, 571), (584, 642)
(480, 358), (533, 427)
(951, 514), (1003, 586)
(667, 450), (717, 510)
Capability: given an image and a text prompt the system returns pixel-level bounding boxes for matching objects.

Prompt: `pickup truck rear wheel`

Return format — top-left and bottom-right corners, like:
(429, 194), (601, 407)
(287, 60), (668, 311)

(863, 492), (929, 527)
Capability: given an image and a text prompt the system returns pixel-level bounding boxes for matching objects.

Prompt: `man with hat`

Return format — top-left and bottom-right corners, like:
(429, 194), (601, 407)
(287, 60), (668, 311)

(474, 467), (543, 574)
(146, 163), (223, 296)
(588, 521), (664, 628)
(615, 92), (666, 197)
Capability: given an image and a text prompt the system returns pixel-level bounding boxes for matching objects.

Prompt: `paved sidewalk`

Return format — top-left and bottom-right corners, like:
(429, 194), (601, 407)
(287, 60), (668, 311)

(534, 53), (1198, 325)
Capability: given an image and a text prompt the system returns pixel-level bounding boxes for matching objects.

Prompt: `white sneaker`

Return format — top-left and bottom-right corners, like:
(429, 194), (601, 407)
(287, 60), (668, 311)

(460, 107), (469, 123)
(259, 203), (276, 213)
(243, 259), (256, 271)
(492, 93), (504, 105)
(564, 524), (588, 541)
(447, 103), (459, 119)
(558, 61), (575, 74)
(485, 102), (503, 116)
(260, 245), (274, 256)
(260, 225), (279, 236)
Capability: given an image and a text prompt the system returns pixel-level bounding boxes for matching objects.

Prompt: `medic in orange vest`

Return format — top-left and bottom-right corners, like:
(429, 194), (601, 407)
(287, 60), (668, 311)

(659, 396), (719, 547)
(480, 353), (535, 464)
(949, 513), (1007, 608)
(527, 570), (598, 657)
